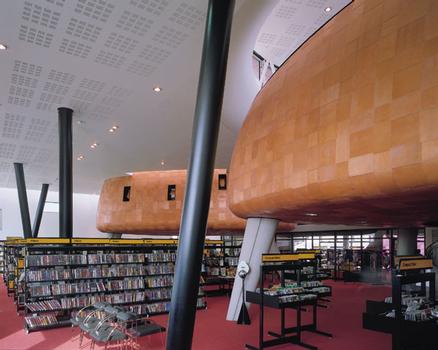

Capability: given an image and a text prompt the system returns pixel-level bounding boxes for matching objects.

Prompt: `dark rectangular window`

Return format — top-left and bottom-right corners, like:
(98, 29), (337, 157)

(123, 186), (131, 202)
(218, 174), (227, 190)
(167, 184), (176, 200)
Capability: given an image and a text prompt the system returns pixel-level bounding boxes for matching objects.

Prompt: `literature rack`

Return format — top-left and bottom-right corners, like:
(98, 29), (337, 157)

(362, 256), (437, 350)
(286, 250), (330, 282)
(20, 238), (206, 333)
(3, 239), (27, 314)
(202, 240), (228, 295)
(0, 241), (4, 275)
(246, 253), (333, 350)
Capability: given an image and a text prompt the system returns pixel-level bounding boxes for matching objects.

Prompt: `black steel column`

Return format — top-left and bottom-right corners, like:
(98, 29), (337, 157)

(13, 162), (32, 238)
(32, 183), (49, 238)
(166, 1), (235, 349)
(58, 107), (73, 238)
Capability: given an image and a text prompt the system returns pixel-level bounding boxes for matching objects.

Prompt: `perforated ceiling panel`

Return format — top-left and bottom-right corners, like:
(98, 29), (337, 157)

(0, 0), (344, 193)
(255, 0), (351, 66)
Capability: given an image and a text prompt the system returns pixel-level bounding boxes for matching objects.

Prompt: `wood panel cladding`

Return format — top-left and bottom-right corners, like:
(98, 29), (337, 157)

(228, 0), (438, 227)
(97, 169), (295, 234)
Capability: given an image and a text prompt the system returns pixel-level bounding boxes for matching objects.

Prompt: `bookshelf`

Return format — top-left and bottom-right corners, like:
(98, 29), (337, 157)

(21, 240), (206, 333)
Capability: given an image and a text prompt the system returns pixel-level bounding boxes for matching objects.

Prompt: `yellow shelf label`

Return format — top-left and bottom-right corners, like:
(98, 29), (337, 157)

(399, 258), (432, 270)
(143, 239), (178, 245)
(262, 253), (316, 262)
(110, 239), (144, 245)
(71, 238), (111, 244)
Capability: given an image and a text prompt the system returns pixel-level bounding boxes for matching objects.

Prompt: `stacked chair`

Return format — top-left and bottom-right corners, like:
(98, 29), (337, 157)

(71, 302), (165, 349)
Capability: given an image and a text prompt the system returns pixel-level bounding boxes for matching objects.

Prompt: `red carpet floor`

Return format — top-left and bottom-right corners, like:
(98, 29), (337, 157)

(0, 280), (391, 350)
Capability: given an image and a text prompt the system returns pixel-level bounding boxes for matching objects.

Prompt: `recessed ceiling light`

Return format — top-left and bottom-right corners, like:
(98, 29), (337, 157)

(77, 155), (84, 161)
(305, 213), (318, 217)
(90, 143), (98, 149)
(324, 7), (332, 12)
(108, 125), (119, 133)
(0, 43), (7, 51)
(160, 160), (165, 166)
(77, 120), (86, 125)
(153, 86), (162, 92)
(126, 172), (133, 176)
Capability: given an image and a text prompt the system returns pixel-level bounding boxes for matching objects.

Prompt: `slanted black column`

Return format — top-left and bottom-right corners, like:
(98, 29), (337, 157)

(32, 183), (49, 238)
(58, 107), (73, 238)
(13, 162), (32, 238)
(166, 1), (235, 349)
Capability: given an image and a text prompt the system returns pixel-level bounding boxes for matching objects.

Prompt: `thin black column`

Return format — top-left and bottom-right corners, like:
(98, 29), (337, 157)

(166, 1), (235, 349)
(32, 183), (49, 238)
(13, 162), (32, 238)
(58, 107), (73, 238)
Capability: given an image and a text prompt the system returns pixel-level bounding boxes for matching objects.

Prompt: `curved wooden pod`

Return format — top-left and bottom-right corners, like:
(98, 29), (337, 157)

(228, 0), (438, 227)
(97, 169), (294, 234)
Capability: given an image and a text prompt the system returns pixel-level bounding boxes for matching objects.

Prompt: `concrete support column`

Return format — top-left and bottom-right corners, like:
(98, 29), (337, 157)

(226, 217), (278, 321)
(398, 228), (418, 256)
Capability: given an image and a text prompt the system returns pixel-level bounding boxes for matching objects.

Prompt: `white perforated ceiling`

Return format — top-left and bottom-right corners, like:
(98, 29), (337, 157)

(255, 0), (351, 66)
(0, 0), (350, 194)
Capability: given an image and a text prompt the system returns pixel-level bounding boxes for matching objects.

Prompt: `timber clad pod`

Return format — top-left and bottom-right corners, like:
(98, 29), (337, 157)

(228, 0), (438, 227)
(97, 169), (294, 234)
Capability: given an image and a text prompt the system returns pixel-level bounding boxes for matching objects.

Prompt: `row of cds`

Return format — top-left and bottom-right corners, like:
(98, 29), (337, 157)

(24, 314), (58, 329)
(87, 253), (145, 264)
(59, 291), (146, 309)
(27, 254), (87, 267)
(144, 288), (172, 301)
(145, 263), (174, 275)
(26, 253), (148, 267)
(278, 293), (318, 304)
(145, 252), (176, 262)
(52, 282), (106, 295)
(26, 299), (62, 312)
(145, 275), (173, 288)
(27, 265), (150, 282)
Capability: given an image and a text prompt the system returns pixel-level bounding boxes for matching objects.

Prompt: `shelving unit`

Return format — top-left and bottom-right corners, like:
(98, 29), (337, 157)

(246, 253), (333, 350)
(201, 237), (243, 295)
(0, 241), (4, 275)
(362, 256), (437, 350)
(12, 238), (207, 333)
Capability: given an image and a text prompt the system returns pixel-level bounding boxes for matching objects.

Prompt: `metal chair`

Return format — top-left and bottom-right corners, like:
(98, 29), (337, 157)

(88, 314), (127, 350)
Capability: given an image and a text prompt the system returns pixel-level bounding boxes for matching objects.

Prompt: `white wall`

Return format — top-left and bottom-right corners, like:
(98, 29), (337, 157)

(0, 187), (105, 239)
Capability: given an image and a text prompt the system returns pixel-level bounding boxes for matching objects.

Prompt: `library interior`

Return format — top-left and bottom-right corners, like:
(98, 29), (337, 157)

(0, 0), (438, 350)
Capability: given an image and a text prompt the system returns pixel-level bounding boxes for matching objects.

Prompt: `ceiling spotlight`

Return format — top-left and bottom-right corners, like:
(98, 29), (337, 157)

(77, 155), (84, 161)
(0, 43), (7, 51)
(90, 142), (98, 149)
(153, 86), (162, 92)
(108, 125), (119, 133)
(160, 160), (165, 166)
(324, 7), (332, 12)
(77, 120), (86, 125)
(305, 213), (318, 217)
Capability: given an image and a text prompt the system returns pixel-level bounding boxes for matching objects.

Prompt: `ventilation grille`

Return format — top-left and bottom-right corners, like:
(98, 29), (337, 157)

(65, 17), (102, 43)
(0, 143), (17, 159)
(138, 44), (170, 64)
(74, 0), (115, 23)
(152, 25), (188, 48)
(116, 11), (154, 37)
(127, 61), (155, 77)
(95, 50), (126, 69)
(25, 119), (50, 142)
(2, 114), (26, 139)
(104, 32), (139, 54)
(59, 38), (92, 58)
(169, 2), (205, 30)
(19, 25), (54, 48)
(129, 0), (169, 16)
